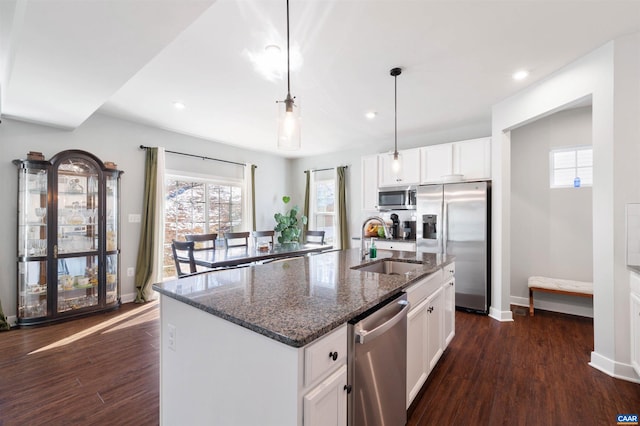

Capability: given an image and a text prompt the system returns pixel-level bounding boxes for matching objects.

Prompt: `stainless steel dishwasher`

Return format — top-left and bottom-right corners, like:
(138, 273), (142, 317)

(348, 292), (409, 426)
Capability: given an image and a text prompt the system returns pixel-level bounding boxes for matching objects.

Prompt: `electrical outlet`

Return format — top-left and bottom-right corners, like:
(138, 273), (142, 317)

(167, 324), (176, 351)
(128, 213), (141, 223)
(127, 267), (135, 277)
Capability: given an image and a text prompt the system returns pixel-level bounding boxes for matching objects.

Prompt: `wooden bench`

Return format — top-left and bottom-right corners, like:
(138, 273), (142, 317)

(528, 276), (593, 316)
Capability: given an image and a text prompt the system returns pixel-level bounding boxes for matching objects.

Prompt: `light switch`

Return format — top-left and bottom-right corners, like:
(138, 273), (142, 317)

(128, 214), (141, 223)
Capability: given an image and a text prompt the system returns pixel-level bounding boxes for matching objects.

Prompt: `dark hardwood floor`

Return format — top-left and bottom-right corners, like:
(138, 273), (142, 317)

(0, 302), (638, 425)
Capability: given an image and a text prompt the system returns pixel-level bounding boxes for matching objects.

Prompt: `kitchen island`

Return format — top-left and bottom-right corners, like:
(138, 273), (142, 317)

(153, 248), (454, 425)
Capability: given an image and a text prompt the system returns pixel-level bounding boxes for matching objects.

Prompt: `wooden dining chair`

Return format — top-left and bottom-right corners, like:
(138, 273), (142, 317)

(224, 231), (250, 248)
(171, 240), (197, 277)
(305, 230), (325, 245)
(185, 233), (217, 250)
(252, 230), (275, 246)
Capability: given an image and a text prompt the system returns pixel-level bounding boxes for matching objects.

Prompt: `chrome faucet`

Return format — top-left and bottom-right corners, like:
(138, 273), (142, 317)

(361, 216), (392, 260)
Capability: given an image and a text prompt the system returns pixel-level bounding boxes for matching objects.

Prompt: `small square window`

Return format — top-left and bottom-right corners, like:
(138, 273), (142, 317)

(550, 146), (592, 188)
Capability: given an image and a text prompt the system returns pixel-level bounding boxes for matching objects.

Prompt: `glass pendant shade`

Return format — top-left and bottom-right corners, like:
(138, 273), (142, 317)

(391, 152), (401, 174)
(277, 97), (301, 150)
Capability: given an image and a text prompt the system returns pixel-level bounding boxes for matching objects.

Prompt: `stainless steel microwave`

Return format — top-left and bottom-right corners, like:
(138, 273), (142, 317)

(377, 187), (416, 210)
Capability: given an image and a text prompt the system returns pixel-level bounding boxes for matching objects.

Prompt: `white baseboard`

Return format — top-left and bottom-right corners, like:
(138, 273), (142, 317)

(590, 351), (640, 384)
(510, 295), (594, 318)
(489, 306), (513, 322)
(121, 292), (138, 304)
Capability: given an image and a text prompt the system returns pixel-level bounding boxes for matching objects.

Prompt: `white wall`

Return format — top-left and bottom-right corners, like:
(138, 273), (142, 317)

(492, 33), (640, 382)
(510, 107), (594, 317)
(0, 113), (288, 320)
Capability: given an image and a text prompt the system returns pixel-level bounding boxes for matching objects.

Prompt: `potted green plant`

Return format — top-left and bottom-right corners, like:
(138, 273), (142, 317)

(274, 196), (308, 244)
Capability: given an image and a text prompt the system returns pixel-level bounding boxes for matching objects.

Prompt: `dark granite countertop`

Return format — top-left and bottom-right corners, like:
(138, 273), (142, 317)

(153, 248), (453, 348)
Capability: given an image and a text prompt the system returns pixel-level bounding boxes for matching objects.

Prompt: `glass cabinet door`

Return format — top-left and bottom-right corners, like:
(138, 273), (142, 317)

(105, 173), (119, 252)
(18, 167), (48, 258)
(17, 166), (49, 319)
(55, 156), (100, 314)
(56, 158), (99, 256)
(57, 256), (99, 312)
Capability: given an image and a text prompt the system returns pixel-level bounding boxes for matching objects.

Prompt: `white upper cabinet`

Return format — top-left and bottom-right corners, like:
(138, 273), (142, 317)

(421, 143), (453, 184)
(361, 155), (379, 211)
(420, 137), (491, 184)
(378, 147), (421, 187)
(455, 137), (491, 181)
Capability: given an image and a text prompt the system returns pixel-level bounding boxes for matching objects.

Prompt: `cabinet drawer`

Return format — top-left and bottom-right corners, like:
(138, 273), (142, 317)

(443, 262), (455, 281)
(305, 325), (347, 387)
(406, 269), (443, 309)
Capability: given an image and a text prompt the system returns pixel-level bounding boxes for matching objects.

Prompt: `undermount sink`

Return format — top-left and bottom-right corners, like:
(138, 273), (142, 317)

(353, 260), (422, 275)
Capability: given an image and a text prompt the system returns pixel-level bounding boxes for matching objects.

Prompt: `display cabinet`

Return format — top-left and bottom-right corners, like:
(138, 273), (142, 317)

(14, 150), (122, 326)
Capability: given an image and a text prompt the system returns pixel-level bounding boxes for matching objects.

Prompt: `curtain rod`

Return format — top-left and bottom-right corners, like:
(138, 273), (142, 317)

(305, 165), (349, 173)
(139, 145), (253, 168)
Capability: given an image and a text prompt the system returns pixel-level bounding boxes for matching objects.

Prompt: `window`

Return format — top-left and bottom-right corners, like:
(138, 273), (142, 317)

(163, 174), (243, 277)
(311, 171), (335, 244)
(550, 146), (592, 188)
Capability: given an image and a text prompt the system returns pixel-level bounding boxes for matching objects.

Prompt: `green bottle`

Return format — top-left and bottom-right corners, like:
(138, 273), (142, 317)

(369, 238), (377, 259)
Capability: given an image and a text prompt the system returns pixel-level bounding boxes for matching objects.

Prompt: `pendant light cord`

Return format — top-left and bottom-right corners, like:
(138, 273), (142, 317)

(390, 67), (402, 157)
(286, 0), (291, 97)
(394, 72), (397, 154)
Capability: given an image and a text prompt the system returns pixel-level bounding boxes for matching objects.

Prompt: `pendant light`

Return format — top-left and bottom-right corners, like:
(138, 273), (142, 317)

(390, 67), (402, 173)
(277, 0), (301, 150)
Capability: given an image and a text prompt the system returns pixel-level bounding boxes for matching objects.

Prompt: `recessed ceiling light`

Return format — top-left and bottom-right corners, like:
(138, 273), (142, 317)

(365, 111), (377, 120)
(173, 101), (186, 110)
(512, 70), (529, 81)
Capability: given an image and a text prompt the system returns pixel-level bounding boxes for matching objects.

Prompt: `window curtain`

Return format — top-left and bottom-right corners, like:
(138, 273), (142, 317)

(336, 166), (349, 249)
(134, 147), (166, 303)
(0, 299), (9, 331)
(244, 163), (257, 231)
(303, 170), (311, 240)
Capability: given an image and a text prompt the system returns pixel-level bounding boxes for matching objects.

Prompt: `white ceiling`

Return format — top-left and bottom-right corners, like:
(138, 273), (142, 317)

(2, 0), (640, 158)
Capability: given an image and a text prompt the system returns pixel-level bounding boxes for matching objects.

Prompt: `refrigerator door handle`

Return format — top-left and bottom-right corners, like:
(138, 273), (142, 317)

(443, 199), (448, 254)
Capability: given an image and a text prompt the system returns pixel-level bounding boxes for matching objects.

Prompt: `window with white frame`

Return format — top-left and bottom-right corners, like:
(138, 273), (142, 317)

(550, 146), (593, 188)
(163, 174), (243, 277)
(311, 170), (335, 244)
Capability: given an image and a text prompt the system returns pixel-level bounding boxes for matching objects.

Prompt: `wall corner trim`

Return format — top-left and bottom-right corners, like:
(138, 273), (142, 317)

(589, 351), (640, 384)
(489, 307), (513, 322)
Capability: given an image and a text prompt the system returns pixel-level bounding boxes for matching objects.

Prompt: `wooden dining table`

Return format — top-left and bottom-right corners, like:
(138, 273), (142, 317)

(192, 243), (333, 269)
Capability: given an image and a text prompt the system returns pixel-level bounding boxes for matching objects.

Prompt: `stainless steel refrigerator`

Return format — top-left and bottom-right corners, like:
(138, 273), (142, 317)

(417, 181), (490, 314)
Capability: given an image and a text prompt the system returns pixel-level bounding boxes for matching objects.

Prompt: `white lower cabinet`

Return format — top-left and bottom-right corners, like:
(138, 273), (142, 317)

(630, 272), (640, 377)
(405, 265), (454, 408)
(425, 287), (444, 372)
(442, 263), (455, 347)
(443, 278), (455, 347)
(407, 298), (429, 405)
(303, 365), (347, 426)
(302, 325), (347, 425)
(631, 292), (640, 376)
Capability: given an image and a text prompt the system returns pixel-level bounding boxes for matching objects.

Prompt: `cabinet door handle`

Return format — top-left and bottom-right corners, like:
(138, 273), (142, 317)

(427, 306), (434, 313)
(329, 351), (338, 361)
(344, 384), (352, 393)
(449, 269), (455, 275)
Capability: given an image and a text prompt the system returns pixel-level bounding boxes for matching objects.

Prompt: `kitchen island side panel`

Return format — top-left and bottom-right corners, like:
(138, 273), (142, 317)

(160, 295), (300, 426)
